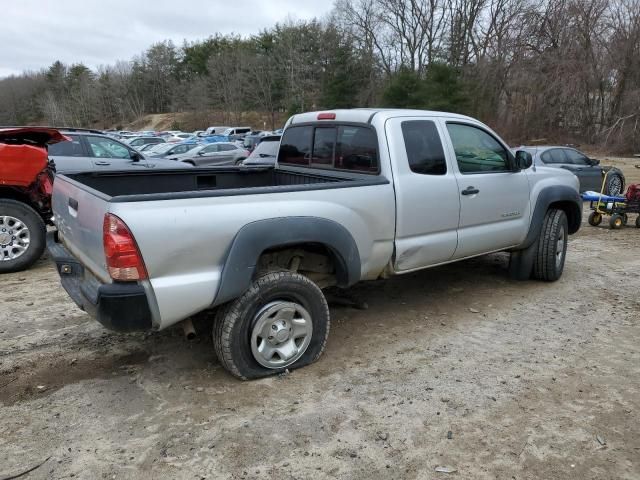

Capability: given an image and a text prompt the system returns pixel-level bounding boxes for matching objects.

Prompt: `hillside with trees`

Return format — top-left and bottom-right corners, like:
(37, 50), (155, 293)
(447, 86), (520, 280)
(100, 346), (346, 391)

(0, 0), (638, 151)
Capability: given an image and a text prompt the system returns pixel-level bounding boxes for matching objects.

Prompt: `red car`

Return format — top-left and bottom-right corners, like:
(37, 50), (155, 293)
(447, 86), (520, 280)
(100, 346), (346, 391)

(0, 127), (68, 273)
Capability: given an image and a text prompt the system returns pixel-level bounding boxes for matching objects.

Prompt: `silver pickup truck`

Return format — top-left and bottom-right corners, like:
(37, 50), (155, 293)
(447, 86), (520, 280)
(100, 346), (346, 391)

(48, 109), (582, 379)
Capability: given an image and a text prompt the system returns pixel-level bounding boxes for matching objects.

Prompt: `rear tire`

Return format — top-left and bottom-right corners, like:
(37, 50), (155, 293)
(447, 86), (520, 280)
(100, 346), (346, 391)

(588, 211), (602, 226)
(0, 200), (46, 273)
(533, 209), (568, 282)
(213, 271), (330, 380)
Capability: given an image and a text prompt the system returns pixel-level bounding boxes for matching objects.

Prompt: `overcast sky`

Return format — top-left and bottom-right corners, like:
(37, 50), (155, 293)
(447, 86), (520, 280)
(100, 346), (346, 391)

(0, 0), (334, 78)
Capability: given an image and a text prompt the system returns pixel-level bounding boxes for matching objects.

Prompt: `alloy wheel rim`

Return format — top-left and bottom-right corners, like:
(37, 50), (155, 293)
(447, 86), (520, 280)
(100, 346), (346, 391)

(0, 216), (30, 262)
(250, 301), (313, 369)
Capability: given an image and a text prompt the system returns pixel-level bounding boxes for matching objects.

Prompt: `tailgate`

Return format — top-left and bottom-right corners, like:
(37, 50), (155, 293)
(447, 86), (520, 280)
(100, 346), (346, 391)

(52, 175), (112, 283)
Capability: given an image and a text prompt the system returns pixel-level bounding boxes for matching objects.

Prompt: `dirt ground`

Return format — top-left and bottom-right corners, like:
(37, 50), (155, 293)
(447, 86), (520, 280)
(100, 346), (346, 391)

(1, 158), (639, 480)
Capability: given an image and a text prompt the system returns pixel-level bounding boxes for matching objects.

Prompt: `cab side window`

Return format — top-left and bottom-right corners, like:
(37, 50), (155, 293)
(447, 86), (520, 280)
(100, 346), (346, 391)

(401, 120), (446, 175)
(446, 123), (509, 173)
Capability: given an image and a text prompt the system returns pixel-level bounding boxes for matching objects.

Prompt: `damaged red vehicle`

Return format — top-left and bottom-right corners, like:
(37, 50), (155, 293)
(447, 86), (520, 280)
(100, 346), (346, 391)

(0, 127), (68, 273)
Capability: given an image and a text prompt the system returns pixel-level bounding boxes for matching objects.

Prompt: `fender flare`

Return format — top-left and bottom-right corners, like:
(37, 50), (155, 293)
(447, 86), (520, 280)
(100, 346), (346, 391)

(519, 185), (582, 250)
(509, 185), (581, 280)
(213, 217), (361, 306)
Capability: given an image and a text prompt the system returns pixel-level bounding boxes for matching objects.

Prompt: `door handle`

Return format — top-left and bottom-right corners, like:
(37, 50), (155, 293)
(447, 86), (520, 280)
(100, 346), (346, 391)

(461, 186), (480, 195)
(94, 161), (110, 166)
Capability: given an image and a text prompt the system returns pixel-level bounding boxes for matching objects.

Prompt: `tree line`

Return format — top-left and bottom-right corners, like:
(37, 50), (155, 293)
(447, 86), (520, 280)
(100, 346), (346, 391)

(0, 0), (638, 151)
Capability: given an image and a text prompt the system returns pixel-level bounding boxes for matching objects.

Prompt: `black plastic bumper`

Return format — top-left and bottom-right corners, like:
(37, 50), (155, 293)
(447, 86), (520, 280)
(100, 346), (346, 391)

(47, 231), (153, 332)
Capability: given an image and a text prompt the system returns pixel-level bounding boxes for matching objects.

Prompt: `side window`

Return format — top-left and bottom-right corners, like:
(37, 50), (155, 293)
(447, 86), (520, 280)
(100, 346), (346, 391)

(540, 151), (552, 163)
(219, 144), (236, 152)
(549, 149), (568, 164)
(446, 123), (509, 173)
(48, 135), (84, 156)
(312, 127), (336, 166)
(86, 136), (131, 159)
(203, 144), (219, 153)
(173, 145), (188, 154)
(564, 149), (589, 165)
(401, 120), (446, 175)
(278, 126), (313, 165)
(335, 126), (378, 173)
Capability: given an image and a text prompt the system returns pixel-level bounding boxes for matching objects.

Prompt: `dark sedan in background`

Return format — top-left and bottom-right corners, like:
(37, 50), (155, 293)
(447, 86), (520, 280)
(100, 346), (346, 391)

(522, 146), (625, 196)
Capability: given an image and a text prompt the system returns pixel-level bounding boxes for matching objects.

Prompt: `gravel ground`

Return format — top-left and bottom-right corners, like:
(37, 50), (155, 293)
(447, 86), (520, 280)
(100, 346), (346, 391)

(1, 158), (639, 480)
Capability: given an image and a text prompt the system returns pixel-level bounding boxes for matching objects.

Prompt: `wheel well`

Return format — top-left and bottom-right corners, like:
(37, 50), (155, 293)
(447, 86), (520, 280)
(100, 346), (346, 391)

(256, 243), (346, 288)
(0, 187), (44, 216)
(550, 200), (581, 234)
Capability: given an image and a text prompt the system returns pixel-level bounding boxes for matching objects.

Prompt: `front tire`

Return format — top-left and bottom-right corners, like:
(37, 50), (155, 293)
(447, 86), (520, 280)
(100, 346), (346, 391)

(533, 209), (568, 282)
(0, 200), (46, 273)
(588, 211), (602, 226)
(213, 271), (330, 379)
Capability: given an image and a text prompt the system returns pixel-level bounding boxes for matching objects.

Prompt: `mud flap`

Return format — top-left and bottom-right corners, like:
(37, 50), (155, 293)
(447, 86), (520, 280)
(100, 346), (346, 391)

(508, 237), (540, 281)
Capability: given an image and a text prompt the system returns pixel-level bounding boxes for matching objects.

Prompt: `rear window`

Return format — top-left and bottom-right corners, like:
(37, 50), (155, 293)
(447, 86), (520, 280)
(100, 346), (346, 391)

(278, 124), (378, 173)
(279, 126), (312, 165)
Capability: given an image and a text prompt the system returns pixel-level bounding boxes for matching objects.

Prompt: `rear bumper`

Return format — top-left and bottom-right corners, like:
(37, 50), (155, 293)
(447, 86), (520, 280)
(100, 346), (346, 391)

(47, 231), (153, 332)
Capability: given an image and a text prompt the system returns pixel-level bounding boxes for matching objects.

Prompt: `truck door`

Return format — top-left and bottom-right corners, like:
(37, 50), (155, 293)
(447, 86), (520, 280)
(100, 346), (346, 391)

(387, 117), (461, 271)
(443, 122), (531, 259)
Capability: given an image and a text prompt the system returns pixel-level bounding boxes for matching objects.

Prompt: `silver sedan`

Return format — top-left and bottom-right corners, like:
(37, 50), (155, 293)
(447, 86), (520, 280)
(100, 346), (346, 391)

(170, 142), (249, 166)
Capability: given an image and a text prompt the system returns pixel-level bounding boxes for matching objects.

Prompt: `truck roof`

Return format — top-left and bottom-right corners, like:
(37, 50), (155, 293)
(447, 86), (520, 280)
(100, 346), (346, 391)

(288, 108), (477, 125)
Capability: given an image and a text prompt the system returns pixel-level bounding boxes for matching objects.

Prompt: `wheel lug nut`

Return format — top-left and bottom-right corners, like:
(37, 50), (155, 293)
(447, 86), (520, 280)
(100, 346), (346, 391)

(268, 336), (274, 340)
(271, 325), (277, 330)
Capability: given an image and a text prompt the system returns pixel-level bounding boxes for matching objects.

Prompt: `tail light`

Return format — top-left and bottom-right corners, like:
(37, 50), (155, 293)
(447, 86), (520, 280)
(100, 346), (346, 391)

(103, 213), (148, 281)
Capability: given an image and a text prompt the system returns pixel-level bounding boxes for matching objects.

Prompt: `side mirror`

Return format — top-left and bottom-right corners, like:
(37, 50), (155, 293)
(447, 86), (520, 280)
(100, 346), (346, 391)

(130, 151), (142, 162)
(514, 150), (533, 170)
(589, 158), (600, 166)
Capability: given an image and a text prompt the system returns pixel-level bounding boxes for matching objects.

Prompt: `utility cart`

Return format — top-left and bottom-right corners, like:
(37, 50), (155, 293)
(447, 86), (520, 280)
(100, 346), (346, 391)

(584, 172), (640, 229)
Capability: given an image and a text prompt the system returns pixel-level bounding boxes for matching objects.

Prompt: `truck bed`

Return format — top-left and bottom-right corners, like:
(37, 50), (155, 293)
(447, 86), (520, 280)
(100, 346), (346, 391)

(61, 166), (383, 202)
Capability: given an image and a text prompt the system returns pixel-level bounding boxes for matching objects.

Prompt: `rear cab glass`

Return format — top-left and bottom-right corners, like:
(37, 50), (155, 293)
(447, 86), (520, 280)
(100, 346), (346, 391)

(278, 124), (379, 173)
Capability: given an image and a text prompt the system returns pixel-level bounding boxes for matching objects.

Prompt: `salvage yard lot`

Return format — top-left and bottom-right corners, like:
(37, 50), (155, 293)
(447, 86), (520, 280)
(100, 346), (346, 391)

(1, 158), (639, 480)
